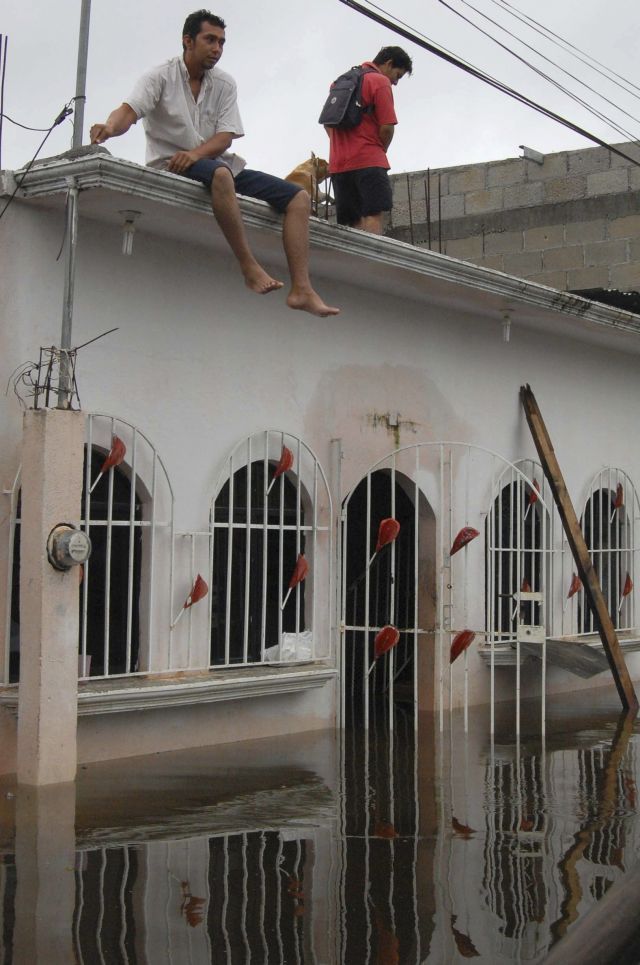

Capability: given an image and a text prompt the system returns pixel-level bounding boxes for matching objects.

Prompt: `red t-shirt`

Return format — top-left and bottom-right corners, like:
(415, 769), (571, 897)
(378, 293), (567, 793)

(327, 62), (398, 174)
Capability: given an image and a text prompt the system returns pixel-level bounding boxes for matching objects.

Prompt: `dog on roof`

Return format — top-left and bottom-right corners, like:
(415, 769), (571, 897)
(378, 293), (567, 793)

(284, 152), (330, 214)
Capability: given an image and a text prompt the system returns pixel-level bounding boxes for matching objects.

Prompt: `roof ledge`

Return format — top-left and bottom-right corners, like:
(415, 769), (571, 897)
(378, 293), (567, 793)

(5, 150), (640, 339)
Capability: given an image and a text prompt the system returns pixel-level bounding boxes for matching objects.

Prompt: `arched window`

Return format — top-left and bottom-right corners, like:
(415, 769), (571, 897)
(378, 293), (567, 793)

(210, 432), (331, 667)
(342, 469), (430, 707)
(486, 462), (552, 644)
(82, 414), (174, 678)
(578, 470), (636, 633)
(81, 447), (143, 675)
(4, 415), (174, 683)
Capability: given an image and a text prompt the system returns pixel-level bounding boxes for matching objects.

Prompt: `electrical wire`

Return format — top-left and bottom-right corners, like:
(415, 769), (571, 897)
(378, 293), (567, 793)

(435, 0), (640, 148)
(337, 0), (640, 167)
(0, 34), (7, 169)
(491, 0), (640, 100)
(452, 0), (640, 142)
(0, 99), (75, 223)
(2, 113), (54, 132)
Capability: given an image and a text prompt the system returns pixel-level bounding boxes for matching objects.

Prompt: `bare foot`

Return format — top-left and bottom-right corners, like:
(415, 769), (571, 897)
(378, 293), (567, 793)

(243, 263), (284, 294)
(287, 287), (340, 318)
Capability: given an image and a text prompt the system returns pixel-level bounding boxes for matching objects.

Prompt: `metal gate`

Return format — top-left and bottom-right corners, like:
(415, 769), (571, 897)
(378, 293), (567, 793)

(339, 443), (554, 733)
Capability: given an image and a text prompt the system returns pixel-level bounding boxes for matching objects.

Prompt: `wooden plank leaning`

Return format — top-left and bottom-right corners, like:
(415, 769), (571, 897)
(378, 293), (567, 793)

(520, 384), (639, 714)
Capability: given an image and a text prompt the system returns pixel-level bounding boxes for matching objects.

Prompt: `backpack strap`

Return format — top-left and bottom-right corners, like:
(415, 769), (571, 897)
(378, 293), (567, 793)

(358, 65), (378, 115)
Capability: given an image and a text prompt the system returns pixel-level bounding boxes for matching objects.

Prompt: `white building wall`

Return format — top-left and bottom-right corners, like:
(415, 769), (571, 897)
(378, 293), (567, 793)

(2, 166), (640, 747)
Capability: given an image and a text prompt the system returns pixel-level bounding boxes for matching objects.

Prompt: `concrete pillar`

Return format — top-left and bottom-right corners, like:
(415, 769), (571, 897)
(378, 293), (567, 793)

(13, 782), (77, 964)
(17, 408), (85, 785)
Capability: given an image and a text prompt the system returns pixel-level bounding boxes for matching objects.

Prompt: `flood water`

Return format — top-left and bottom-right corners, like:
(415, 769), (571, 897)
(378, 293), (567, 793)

(2, 689), (640, 963)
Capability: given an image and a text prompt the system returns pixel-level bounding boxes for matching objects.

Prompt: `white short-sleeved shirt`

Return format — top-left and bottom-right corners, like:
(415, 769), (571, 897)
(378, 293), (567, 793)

(125, 55), (246, 175)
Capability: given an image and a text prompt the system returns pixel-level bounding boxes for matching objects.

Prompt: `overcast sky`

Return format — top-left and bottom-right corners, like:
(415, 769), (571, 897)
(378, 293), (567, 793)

(2, 0), (639, 177)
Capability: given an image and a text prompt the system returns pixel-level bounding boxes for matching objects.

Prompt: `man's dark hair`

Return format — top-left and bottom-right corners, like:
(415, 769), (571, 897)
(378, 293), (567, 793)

(182, 10), (226, 43)
(373, 46), (413, 74)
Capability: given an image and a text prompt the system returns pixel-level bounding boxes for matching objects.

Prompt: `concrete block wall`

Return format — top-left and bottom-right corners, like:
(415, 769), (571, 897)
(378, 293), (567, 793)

(387, 142), (640, 291)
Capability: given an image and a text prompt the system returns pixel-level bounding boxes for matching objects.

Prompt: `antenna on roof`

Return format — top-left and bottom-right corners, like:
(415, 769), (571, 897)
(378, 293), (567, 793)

(72, 0), (92, 148)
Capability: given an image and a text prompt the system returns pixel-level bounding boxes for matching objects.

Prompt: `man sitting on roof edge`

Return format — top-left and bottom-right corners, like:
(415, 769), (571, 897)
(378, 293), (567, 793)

(90, 9), (339, 318)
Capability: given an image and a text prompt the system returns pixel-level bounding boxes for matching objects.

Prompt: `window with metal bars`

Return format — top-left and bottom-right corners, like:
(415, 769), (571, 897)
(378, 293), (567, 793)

(9, 449), (143, 680)
(81, 448), (143, 675)
(578, 477), (635, 633)
(209, 431), (332, 668)
(211, 461), (306, 665)
(487, 470), (549, 643)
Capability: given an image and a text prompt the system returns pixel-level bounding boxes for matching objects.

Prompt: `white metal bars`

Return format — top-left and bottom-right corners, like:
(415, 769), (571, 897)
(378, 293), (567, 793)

(70, 830), (321, 964)
(340, 442), (554, 733)
(573, 468), (638, 636)
(210, 430), (332, 668)
(80, 414), (174, 680)
(340, 452), (430, 733)
(486, 459), (554, 735)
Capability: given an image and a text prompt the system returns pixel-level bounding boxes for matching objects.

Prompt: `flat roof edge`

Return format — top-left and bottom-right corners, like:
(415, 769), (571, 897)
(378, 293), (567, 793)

(5, 152), (640, 338)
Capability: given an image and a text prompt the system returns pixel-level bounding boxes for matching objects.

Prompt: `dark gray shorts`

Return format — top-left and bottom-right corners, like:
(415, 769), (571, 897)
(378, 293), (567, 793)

(332, 167), (393, 225)
(185, 158), (302, 213)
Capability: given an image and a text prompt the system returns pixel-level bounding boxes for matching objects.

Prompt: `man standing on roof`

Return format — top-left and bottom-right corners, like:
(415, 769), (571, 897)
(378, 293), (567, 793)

(90, 10), (339, 318)
(325, 47), (412, 234)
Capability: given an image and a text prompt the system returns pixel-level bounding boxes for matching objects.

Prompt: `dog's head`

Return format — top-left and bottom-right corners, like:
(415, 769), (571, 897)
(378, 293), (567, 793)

(311, 152), (329, 182)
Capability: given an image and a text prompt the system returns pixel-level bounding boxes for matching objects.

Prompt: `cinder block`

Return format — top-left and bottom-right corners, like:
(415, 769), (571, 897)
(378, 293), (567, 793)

(566, 266), (610, 290)
(464, 187), (504, 215)
(628, 168), (640, 190)
(543, 176), (587, 203)
(608, 214), (640, 239)
(426, 170), (449, 197)
(567, 146), (611, 175)
(610, 262), (640, 289)
(401, 195), (427, 224)
(448, 166), (487, 193)
(532, 153), (568, 180)
(439, 193), (465, 220)
(391, 178), (408, 202)
(629, 239), (640, 262)
(487, 159), (526, 188)
(503, 250), (543, 277)
(527, 270), (567, 290)
(524, 224), (564, 250)
(390, 200), (411, 227)
(444, 235), (484, 261)
(587, 169), (629, 196)
(407, 173), (434, 204)
(503, 181), (544, 209)
(565, 219), (606, 244)
(484, 229), (523, 255)
(543, 245), (584, 271)
(609, 143), (640, 168)
(584, 239), (628, 267)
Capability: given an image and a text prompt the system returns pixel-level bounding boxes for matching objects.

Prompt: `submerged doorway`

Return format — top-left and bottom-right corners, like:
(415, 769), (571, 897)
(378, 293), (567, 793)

(341, 465), (436, 726)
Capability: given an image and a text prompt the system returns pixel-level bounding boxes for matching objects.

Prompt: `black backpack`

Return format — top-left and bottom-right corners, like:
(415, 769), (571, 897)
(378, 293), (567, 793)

(318, 66), (376, 129)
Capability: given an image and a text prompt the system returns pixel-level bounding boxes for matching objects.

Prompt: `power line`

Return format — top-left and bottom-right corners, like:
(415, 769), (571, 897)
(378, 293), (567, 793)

(2, 113), (56, 132)
(0, 34), (7, 169)
(453, 0), (640, 135)
(337, 0), (640, 167)
(435, 0), (640, 147)
(0, 100), (75, 223)
(491, 0), (640, 101)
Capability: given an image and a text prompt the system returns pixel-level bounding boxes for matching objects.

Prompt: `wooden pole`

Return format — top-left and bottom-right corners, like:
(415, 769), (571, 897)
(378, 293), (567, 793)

(520, 384), (638, 714)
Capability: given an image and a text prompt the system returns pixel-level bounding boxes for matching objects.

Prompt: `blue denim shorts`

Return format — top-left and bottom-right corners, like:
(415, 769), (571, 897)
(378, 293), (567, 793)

(185, 158), (302, 213)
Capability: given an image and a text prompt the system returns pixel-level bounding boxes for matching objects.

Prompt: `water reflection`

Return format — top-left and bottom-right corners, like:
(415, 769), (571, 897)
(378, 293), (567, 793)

(1, 697), (640, 962)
